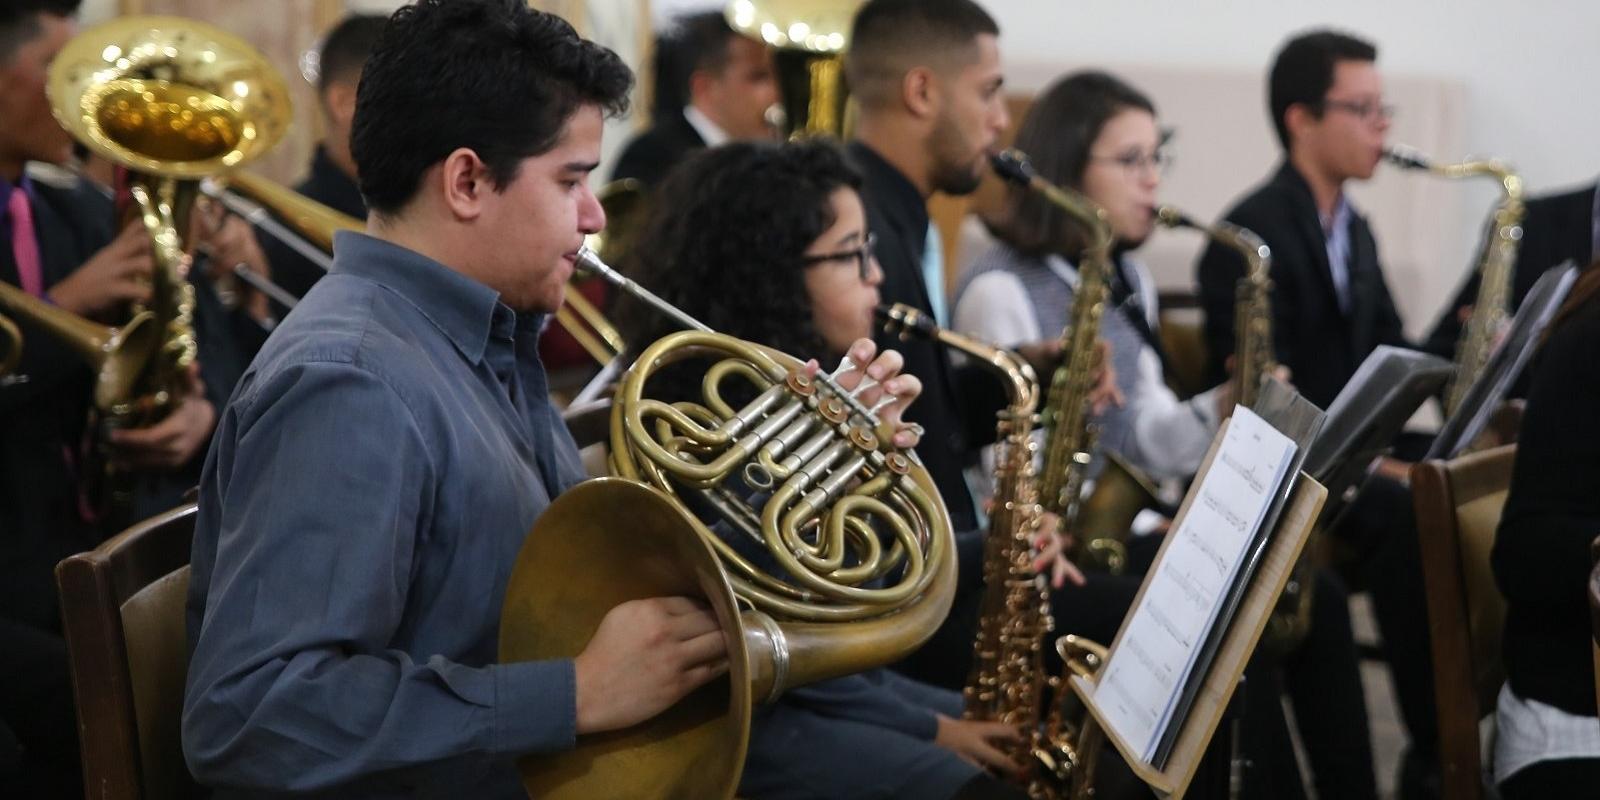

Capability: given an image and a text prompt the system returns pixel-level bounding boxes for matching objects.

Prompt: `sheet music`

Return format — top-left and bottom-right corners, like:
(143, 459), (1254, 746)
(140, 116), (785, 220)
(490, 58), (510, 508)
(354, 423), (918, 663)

(1094, 407), (1298, 763)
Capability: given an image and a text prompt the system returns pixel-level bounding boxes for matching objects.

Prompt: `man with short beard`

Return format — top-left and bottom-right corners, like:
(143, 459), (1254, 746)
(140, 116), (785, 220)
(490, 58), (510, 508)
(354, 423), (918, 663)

(844, 0), (1011, 691)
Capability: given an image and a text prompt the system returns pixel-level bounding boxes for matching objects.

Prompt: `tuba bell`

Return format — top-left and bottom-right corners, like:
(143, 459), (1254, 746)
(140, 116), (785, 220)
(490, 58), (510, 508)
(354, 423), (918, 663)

(499, 247), (957, 799)
(726, 0), (860, 138)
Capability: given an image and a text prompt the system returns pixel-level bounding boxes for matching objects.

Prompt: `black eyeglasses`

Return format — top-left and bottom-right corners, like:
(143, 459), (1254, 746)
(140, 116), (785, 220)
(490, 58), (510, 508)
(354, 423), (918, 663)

(801, 233), (878, 282)
(1318, 98), (1396, 124)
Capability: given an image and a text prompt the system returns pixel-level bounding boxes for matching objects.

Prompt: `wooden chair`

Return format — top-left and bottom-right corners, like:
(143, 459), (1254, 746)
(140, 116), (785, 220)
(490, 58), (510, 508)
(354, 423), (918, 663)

(1411, 444), (1517, 800)
(55, 504), (199, 800)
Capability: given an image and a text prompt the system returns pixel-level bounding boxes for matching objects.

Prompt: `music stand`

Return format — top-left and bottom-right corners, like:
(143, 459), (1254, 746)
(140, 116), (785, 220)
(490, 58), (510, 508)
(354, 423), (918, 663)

(1426, 262), (1580, 459)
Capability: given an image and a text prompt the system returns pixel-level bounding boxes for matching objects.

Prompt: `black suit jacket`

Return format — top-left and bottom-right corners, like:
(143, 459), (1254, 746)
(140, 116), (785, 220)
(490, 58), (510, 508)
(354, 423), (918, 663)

(849, 142), (1004, 533)
(609, 112), (707, 188)
(1197, 162), (1410, 410)
(1422, 182), (1596, 358)
(0, 178), (113, 630)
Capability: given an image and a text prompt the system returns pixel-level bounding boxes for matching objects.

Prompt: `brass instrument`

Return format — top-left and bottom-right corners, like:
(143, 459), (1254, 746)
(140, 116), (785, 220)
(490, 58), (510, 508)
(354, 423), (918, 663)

(1156, 206), (1277, 409)
(499, 247), (956, 799)
(1383, 146), (1525, 416)
(0, 316), (19, 377)
(198, 170), (363, 309)
(879, 302), (1106, 799)
(989, 149), (1129, 574)
(45, 16), (289, 513)
(726, 0), (860, 137)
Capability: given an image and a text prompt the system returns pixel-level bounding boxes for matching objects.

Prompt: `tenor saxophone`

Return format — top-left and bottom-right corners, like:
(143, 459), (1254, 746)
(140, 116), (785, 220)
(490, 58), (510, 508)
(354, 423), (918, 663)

(1383, 146), (1525, 416)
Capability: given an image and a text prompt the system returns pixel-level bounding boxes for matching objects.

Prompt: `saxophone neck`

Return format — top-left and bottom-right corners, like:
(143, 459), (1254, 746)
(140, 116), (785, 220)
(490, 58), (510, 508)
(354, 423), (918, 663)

(875, 303), (1040, 412)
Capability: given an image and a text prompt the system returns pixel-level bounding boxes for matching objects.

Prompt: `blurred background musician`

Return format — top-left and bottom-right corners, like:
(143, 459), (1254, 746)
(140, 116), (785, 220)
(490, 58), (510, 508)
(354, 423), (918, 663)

(619, 137), (1027, 800)
(1193, 28), (1442, 797)
(839, 0), (1011, 692)
(1422, 178), (1598, 362)
(0, 0), (228, 794)
(1490, 266), (1600, 798)
(955, 68), (1376, 800)
(610, 9), (778, 187)
(256, 13), (385, 303)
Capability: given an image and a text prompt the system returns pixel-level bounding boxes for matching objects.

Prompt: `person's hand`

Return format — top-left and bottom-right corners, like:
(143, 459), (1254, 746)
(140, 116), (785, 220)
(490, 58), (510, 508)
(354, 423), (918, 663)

(1088, 339), (1124, 415)
(194, 200), (274, 322)
(809, 338), (924, 449)
(1015, 338), (1063, 378)
(573, 596), (728, 734)
(1030, 511), (1085, 588)
(47, 223), (152, 317)
(106, 363), (216, 469)
(933, 714), (1025, 777)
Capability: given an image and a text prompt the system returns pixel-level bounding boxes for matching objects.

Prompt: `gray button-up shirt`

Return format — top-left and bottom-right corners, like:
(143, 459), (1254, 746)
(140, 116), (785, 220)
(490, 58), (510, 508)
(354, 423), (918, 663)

(184, 231), (587, 798)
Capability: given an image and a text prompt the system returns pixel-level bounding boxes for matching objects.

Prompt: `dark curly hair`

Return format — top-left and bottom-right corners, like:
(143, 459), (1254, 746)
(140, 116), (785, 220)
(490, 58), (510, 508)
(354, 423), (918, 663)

(352, 0), (632, 215)
(617, 139), (863, 375)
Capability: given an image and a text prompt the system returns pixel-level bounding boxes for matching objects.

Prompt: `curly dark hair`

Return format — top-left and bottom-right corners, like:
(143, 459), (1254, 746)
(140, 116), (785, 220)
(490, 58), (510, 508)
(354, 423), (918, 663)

(617, 139), (863, 374)
(352, 0), (633, 215)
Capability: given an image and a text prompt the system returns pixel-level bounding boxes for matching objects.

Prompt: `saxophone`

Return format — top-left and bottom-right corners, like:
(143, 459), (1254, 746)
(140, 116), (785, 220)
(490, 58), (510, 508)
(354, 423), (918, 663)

(879, 303), (1101, 800)
(989, 150), (1128, 575)
(1383, 146), (1525, 416)
(1156, 206), (1313, 652)
(1156, 207), (1277, 408)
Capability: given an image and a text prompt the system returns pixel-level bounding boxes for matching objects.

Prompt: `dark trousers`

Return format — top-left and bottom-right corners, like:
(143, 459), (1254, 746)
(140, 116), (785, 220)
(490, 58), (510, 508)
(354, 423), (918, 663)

(1238, 569), (1377, 800)
(1498, 757), (1600, 799)
(0, 618), (81, 798)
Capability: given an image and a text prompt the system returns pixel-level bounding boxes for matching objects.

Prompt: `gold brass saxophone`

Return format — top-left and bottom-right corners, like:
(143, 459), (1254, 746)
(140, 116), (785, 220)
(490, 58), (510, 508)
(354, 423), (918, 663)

(1156, 206), (1277, 409)
(498, 247), (956, 800)
(1383, 146), (1525, 416)
(878, 302), (1108, 800)
(44, 16), (288, 514)
(990, 149), (1130, 575)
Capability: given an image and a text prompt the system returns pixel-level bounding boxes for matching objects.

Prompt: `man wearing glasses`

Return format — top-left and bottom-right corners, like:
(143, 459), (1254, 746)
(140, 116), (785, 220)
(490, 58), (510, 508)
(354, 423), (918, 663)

(1195, 29), (1449, 800)
(1195, 28), (1406, 412)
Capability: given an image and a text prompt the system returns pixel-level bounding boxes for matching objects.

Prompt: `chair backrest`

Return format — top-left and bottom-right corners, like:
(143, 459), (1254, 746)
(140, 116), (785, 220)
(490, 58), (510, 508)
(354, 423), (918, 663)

(55, 504), (198, 800)
(1411, 444), (1517, 800)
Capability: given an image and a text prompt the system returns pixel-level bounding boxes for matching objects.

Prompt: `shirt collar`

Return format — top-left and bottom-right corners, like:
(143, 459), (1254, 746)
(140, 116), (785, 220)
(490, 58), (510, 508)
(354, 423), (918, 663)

(1320, 193), (1352, 236)
(682, 105), (730, 147)
(0, 172), (33, 221)
(848, 141), (928, 233)
(330, 230), (524, 364)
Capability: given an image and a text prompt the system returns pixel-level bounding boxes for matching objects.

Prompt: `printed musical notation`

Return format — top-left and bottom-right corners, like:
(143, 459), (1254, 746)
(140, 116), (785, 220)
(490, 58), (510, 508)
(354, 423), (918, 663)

(1094, 407), (1297, 764)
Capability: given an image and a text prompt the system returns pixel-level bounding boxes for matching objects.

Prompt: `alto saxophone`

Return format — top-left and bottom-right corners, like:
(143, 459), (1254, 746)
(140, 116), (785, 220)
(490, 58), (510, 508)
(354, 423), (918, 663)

(878, 303), (1102, 800)
(1383, 146), (1525, 416)
(989, 150), (1129, 575)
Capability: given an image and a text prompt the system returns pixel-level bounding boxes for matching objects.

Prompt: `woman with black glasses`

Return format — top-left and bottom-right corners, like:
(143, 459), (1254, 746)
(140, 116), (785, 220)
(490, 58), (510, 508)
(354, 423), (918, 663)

(618, 139), (1027, 800)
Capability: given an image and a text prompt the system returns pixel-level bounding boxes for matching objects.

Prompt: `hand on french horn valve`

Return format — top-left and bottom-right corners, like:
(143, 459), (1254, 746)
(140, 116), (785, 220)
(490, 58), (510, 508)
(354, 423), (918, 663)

(804, 337), (924, 449)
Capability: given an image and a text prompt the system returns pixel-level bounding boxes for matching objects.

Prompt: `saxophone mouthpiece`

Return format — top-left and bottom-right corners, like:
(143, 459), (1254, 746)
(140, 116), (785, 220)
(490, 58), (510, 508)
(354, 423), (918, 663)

(875, 303), (936, 340)
(1382, 145), (1431, 171)
(1155, 205), (1198, 229)
(988, 149), (1036, 186)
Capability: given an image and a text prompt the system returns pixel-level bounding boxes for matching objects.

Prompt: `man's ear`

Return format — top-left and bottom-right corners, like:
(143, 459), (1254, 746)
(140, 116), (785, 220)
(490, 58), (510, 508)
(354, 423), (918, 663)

(902, 66), (939, 120)
(1283, 103), (1316, 146)
(438, 148), (488, 221)
(323, 81), (359, 129)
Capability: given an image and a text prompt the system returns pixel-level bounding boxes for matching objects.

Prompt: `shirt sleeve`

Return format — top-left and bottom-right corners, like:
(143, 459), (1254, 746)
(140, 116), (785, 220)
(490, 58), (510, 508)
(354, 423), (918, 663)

(182, 360), (576, 791)
(952, 270), (1042, 349)
(1124, 347), (1221, 481)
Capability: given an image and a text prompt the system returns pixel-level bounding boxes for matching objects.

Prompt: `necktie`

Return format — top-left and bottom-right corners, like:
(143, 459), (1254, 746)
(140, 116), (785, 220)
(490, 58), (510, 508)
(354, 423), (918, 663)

(8, 186), (44, 298)
(922, 221), (948, 327)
